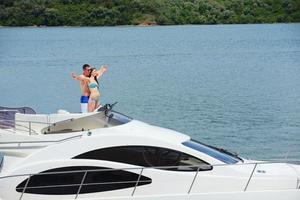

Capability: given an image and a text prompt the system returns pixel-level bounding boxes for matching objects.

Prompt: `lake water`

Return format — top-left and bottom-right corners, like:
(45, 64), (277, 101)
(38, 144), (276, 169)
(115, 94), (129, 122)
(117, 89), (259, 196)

(0, 24), (300, 160)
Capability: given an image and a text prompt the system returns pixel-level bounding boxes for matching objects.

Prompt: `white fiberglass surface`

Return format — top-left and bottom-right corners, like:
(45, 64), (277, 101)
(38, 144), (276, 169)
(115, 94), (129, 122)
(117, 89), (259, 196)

(41, 111), (132, 134)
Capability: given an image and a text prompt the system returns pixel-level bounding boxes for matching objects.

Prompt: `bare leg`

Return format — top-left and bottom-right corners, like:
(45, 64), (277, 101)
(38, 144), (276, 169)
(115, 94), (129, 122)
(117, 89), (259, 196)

(95, 102), (100, 110)
(88, 101), (96, 112)
(92, 101), (102, 112)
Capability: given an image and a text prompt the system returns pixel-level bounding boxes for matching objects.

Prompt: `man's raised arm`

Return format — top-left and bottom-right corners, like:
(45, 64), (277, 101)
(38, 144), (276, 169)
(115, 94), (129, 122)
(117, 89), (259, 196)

(71, 73), (89, 81)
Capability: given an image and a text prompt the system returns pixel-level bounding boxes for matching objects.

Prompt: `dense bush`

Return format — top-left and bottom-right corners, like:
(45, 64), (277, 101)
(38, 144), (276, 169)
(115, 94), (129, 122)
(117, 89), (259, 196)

(0, 0), (299, 26)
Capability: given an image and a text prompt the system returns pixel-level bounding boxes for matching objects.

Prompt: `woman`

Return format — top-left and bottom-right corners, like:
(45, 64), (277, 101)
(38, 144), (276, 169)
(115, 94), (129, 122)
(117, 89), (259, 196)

(72, 66), (107, 112)
(87, 67), (104, 112)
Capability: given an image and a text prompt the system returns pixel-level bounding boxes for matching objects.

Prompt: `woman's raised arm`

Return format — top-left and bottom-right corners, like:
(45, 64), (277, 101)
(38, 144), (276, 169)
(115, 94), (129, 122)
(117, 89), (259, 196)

(96, 66), (107, 78)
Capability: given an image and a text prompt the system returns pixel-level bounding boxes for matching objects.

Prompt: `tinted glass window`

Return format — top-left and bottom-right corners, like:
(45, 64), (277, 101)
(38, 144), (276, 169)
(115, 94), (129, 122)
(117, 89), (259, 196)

(74, 146), (211, 171)
(0, 153), (3, 171)
(182, 140), (239, 164)
(108, 110), (132, 125)
(16, 166), (151, 195)
(75, 146), (147, 167)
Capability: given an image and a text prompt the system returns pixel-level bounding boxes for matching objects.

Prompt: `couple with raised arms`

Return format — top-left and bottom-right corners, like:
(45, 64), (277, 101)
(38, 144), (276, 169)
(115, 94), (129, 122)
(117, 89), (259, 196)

(71, 64), (107, 113)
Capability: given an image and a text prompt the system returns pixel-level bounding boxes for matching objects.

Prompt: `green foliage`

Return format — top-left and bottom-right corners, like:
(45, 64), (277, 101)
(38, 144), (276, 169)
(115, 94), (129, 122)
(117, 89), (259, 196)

(0, 0), (299, 26)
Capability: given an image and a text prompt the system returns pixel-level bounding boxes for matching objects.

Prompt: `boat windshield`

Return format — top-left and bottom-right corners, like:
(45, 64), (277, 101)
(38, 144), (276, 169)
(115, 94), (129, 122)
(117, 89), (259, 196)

(182, 139), (242, 164)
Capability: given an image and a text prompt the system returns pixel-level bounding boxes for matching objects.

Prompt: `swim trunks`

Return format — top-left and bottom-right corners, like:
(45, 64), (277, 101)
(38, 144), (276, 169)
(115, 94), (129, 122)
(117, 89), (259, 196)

(80, 96), (89, 113)
(80, 96), (89, 103)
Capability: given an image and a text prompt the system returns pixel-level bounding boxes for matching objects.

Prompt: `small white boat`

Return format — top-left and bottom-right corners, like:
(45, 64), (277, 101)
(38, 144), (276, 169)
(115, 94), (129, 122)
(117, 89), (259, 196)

(0, 104), (300, 200)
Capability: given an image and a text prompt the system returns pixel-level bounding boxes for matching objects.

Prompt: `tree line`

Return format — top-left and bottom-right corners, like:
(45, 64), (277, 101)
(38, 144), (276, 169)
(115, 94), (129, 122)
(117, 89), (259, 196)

(0, 0), (299, 26)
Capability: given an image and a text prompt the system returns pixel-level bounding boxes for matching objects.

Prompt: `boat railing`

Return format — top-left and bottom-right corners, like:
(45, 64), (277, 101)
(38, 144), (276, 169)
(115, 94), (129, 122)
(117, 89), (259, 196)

(0, 134), (83, 147)
(0, 119), (52, 135)
(1, 160), (299, 200)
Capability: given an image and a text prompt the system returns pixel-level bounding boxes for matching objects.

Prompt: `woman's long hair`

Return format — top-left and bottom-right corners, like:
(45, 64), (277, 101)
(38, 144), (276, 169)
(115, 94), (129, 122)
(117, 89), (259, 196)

(89, 68), (99, 85)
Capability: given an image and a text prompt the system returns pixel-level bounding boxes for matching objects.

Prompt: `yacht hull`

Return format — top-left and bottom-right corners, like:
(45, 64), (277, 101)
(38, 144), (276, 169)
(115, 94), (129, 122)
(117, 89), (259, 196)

(1, 108), (299, 200)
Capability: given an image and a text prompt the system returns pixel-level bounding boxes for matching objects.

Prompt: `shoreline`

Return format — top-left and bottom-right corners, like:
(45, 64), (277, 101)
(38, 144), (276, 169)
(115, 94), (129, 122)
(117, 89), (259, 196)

(0, 22), (299, 28)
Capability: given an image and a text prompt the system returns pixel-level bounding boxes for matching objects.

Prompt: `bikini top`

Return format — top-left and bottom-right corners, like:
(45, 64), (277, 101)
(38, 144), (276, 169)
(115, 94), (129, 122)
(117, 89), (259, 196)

(89, 82), (98, 89)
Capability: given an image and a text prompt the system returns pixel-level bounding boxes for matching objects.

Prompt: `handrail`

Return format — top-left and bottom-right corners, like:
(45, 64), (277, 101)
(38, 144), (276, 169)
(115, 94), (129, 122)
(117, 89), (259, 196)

(0, 134), (83, 146)
(0, 109), (19, 112)
(0, 119), (53, 135)
(132, 168), (144, 196)
(188, 166), (200, 194)
(17, 180), (151, 190)
(243, 163), (257, 191)
(1, 120), (38, 135)
(0, 126), (38, 135)
(0, 160), (298, 200)
(0, 119), (52, 125)
(75, 171), (87, 199)
(1, 159), (300, 180)
(19, 175), (31, 200)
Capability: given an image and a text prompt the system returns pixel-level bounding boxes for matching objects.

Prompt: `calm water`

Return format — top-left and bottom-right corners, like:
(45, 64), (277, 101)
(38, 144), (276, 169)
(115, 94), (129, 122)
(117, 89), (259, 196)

(0, 24), (300, 160)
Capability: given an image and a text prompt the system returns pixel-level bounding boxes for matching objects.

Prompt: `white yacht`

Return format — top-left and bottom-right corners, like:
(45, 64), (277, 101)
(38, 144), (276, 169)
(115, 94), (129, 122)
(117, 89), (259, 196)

(0, 104), (300, 200)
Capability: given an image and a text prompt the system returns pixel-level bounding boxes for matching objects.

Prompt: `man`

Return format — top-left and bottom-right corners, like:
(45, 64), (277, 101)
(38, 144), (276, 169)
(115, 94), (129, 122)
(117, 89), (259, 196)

(71, 64), (91, 113)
